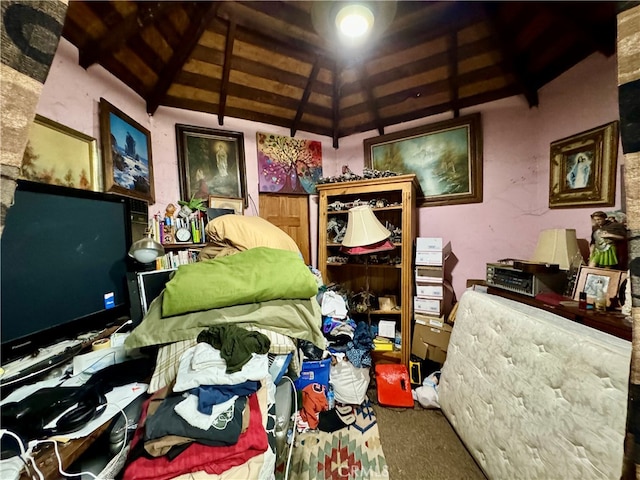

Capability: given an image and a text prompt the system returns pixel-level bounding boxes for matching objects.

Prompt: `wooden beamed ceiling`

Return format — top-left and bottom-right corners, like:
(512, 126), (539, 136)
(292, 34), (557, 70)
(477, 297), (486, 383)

(62, 1), (619, 148)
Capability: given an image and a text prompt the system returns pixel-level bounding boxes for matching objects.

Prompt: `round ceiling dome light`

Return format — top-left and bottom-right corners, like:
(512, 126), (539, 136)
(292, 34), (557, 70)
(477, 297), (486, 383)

(335, 4), (374, 39)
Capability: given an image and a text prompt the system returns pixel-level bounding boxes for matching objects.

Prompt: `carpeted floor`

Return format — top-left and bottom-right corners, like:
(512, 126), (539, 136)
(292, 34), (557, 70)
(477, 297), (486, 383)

(373, 402), (486, 479)
(278, 391), (486, 480)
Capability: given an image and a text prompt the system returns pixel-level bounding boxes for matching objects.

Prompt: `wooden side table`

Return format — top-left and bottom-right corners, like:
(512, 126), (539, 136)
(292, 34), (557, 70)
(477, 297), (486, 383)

(486, 287), (632, 341)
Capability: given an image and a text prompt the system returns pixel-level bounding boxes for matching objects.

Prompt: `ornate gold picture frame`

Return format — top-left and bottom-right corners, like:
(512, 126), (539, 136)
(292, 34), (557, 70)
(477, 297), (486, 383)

(549, 121), (619, 209)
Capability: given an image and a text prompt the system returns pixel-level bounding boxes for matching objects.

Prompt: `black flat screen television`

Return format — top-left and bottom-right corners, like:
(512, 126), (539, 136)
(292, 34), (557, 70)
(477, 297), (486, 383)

(1, 180), (132, 364)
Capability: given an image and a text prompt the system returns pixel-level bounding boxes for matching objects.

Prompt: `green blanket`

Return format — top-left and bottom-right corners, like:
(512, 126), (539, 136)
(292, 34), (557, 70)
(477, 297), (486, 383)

(162, 247), (318, 317)
(125, 294), (326, 350)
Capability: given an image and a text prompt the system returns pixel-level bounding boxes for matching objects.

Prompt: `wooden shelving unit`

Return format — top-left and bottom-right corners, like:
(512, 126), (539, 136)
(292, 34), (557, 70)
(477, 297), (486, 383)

(316, 174), (420, 366)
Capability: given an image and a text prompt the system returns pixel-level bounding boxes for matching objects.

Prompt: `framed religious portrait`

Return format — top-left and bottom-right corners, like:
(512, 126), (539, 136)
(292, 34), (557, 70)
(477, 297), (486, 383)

(99, 98), (155, 203)
(549, 121), (619, 208)
(175, 124), (247, 207)
(364, 113), (483, 207)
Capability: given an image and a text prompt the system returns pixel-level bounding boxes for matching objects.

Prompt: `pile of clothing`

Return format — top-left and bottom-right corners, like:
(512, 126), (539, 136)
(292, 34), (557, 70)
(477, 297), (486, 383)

(121, 325), (276, 480)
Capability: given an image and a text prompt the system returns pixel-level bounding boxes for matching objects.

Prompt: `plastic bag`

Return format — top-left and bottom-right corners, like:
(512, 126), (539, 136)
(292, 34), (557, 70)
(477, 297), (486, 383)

(330, 356), (370, 405)
(413, 370), (441, 409)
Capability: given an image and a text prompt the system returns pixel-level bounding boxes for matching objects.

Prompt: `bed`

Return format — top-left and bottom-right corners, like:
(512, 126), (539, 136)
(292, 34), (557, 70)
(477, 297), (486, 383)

(119, 215), (326, 480)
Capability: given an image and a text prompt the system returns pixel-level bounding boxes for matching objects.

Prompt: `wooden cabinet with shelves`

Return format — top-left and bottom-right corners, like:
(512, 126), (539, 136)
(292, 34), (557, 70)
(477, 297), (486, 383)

(317, 174), (420, 366)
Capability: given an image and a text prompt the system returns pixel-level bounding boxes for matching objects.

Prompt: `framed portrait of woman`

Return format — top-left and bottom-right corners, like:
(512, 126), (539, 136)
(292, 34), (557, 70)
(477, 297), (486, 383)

(175, 124), (247, 206)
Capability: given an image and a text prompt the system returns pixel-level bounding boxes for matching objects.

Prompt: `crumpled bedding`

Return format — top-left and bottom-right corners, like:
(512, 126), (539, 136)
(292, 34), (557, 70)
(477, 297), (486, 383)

(162, 247), (317, 317)
(124, 293), (326, 351)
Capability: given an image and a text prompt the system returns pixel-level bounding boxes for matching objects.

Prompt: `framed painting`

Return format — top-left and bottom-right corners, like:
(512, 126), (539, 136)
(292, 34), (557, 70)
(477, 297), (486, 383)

(176, 124), (247, 206)
(21, 115), (100, 191)
(549, 121), (619, 209)
(364, 113), (483, 207)
(572, 265), (625, 305)
(208, 195), (244, 215)
(99, 98), (155, 203)
(257, 132), (323, 194)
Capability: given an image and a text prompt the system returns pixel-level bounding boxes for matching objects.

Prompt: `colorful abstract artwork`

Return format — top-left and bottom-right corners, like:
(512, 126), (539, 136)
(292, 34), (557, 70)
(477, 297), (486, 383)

(257, 132), (323, 194)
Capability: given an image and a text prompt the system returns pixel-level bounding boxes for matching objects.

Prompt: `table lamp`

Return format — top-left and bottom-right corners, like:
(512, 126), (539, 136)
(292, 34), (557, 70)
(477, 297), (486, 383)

(341, 205), (395, 254)
(341, 205), (395, 311)
(530, 228), (583, 296)
(128, 228), (165, 264)
(530, 228), (581, 270)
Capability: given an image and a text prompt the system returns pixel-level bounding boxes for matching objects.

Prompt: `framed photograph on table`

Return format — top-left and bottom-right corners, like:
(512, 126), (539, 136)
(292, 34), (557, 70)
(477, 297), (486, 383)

(208, 195), (244, 215)
(99, 98), (154, 203)
(21, 115), (100, 191)
(572, 265), (625, 305)
(175, 124), (247, 207)
(364, 113), (483, 207)
(549, 121), (619, 209)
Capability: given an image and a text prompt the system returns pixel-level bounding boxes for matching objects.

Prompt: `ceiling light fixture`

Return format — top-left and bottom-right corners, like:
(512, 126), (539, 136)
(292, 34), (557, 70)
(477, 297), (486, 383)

(311, 1), (396, 51)
(335, 4), (374, 39)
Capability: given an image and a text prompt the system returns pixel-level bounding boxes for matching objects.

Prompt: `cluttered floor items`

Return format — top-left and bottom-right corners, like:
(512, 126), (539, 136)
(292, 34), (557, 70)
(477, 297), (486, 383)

(278, 396), (388, 480)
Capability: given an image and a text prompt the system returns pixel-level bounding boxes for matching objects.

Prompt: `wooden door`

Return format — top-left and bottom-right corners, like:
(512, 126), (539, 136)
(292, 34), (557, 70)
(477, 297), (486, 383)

(259, 193), (311, 264)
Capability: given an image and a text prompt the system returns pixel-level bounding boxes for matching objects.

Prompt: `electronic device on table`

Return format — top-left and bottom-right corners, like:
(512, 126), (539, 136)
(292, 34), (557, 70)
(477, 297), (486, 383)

(1, 180), (133, 386)
(486, 261), (567, 297)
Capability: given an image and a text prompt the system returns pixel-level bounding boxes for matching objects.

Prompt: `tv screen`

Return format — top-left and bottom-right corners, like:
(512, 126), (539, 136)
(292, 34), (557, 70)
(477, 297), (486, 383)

(1, 180), (132, 364)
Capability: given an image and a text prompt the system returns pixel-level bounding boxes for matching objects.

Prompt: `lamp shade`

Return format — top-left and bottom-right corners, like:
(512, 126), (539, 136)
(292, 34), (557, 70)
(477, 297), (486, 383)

(341, 205), (391, 248)
(530, 228), (580, 270)
(128, 234), (165, 264)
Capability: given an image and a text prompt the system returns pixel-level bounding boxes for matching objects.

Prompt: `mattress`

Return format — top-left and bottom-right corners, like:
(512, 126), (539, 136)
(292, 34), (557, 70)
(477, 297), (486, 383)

(439, 290), (631, 480)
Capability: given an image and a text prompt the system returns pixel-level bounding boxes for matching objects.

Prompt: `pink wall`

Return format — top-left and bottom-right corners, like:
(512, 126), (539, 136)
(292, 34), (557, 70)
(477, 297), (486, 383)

(36, 38), (622, 300)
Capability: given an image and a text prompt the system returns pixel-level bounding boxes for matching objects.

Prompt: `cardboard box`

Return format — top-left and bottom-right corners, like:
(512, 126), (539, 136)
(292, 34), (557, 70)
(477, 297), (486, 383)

(416, 237), (446, 251)
(411, 339), (448, 364)
(413, 322), (452, 350)
(411, 322), (452, 363)
(415, 249), (450, 266)
(415, 283), (444, 299)
(414, 313), (445, 328)
(415, 241), (451, 266)
(415, 265), (446, 283)
(414, 296), (441, 315)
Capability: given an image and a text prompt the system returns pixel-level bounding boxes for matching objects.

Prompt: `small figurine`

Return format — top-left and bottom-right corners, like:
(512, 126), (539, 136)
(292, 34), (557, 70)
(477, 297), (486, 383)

(588, 210), (627, 269)
(165, 203), (177, 219)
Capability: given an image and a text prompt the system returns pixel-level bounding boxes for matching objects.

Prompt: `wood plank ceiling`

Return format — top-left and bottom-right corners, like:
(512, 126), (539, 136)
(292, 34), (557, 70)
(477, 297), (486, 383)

(61, 1), (619, 148)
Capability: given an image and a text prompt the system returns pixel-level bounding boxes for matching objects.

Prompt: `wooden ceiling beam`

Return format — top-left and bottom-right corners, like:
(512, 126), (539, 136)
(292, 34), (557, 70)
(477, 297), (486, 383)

(447, 31), (460, 118)
(332, 61), (340, 149)
(481, 3), (539, 108)
(340, 37), (495, 98)
(357, 64), (384, 136)
(78, 2), (174, 69)
(146, 3), (220, 115)
(218, 2), (326, 58)
(291, 57), (321, 138)
(175, 70), (333, 120)
(218, 19), (237, 126)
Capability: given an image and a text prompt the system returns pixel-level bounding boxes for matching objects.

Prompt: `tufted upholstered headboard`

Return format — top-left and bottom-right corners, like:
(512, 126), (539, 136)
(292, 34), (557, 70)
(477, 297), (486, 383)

(439, 290), (631, 480)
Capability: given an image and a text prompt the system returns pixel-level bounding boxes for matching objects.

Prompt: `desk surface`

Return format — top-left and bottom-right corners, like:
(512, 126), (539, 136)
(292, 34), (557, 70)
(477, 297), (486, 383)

(19, 421), (112, 480)
(486, 287), (632, 341)
(14, 323), (128, 480)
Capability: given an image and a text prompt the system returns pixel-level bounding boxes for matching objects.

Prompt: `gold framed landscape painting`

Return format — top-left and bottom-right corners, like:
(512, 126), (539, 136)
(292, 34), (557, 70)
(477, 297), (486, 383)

(21, 115), (100, 191)
(549, 121), (619, 209)
(364, 113), (483, 207)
